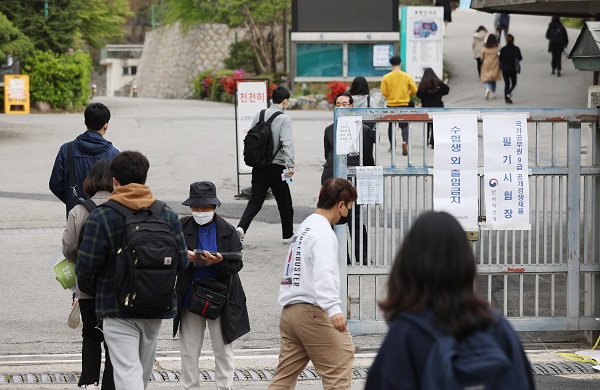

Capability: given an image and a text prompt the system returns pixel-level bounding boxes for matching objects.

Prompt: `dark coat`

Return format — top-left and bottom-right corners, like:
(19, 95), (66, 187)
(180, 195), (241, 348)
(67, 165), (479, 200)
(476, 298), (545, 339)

(321, 123), (376, 185)
(499, 43), (523, 73)
(416, 82), (449, 108)
(173, 214), (250, 344)
(49, 130), (119, 217)
(365, 311), (535, 389)
(546, 21), (568, 52)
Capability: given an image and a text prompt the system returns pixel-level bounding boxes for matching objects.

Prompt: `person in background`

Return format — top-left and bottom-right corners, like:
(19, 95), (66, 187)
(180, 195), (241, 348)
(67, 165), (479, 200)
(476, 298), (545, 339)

(435, 0), (452, 36)
(546, 16), (569, 77)
(350, 76), (377, 131)
(62, 159), (115, 390)
(480, 34), (502, 100)
(380, 56), (417, 156)
(173, 181), (249, 390)
(494, 13), (510, 45)
(499, 34), (523, 104)
(322, 92), (375, 264)
(416, 68), (449, 149)
(364, 211), (535, 389)
(237, 87), (295, 244)
(49, 102), (119, 218)
(472, 25), (488, 77)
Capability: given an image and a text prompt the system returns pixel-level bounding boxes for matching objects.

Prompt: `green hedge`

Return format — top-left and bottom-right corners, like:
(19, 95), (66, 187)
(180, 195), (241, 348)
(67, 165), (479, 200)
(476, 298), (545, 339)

(23, 50), (91, 109)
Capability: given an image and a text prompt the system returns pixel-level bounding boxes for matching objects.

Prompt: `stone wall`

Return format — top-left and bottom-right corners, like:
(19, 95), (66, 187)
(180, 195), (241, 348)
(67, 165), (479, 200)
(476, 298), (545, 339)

(135, 22), (244, 99)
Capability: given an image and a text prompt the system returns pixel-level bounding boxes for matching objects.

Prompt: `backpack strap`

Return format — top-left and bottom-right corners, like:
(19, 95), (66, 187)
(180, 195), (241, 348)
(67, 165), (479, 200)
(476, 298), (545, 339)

(102, 199), (134, 217)
(367, 95), (371, 108)
(259, 109), (266, 122)
(265, 111), (284, 161)
(148, 200), (166, 217)
(66, 142), (79, 200)
(78, 198), (97, 213)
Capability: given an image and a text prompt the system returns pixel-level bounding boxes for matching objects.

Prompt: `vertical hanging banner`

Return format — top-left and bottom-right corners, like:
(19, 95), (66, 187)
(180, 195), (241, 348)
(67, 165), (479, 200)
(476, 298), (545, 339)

(432, 112), (479, 231)
(400, 6), (444, 82)
(236, 81), (268, 174)
(483, 113), (531, 230)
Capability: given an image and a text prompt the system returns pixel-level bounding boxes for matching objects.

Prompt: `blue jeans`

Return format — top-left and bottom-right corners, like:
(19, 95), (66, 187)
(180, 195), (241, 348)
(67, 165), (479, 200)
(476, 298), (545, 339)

(485, 82), (497, 93)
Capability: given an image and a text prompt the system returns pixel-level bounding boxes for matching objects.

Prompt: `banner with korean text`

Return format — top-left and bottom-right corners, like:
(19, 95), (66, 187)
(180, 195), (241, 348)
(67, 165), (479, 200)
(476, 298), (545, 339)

(432, 112), (479, 231)
(482, 113), (531, 230)
(235, 81), (268, 174)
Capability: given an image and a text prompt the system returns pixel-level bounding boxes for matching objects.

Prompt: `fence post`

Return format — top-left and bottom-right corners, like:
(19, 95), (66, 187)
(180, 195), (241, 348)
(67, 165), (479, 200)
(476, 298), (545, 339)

(566, 121), (582, 328)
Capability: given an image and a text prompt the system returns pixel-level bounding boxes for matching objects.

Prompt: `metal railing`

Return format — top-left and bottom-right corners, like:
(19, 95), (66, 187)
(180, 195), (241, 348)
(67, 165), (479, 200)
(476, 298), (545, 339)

(332, 107), (600, 334)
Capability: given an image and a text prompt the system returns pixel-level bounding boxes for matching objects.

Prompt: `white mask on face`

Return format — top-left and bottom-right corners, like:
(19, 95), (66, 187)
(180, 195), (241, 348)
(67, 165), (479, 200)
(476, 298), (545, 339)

(192, 211), (214, 225)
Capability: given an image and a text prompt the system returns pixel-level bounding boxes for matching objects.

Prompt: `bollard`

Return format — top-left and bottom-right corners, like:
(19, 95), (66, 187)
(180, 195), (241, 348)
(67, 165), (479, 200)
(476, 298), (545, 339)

(91, 84), (97, 98)
(132, 85), (138, 98)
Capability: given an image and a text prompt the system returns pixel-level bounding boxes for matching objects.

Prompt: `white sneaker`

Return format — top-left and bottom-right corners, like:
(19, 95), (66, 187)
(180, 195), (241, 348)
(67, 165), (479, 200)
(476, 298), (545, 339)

(68, 298), (80, 329)
(484, 89), (490, 99)
(83, 384), (100, 390)
(236, 227), (245, 244)
(491, 92), (496, 99)
(282, 236), (294, 244)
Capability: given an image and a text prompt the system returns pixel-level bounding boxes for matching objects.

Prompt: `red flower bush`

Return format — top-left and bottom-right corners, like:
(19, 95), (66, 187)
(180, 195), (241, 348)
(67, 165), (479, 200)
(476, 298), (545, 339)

(326, 81), (350, 103)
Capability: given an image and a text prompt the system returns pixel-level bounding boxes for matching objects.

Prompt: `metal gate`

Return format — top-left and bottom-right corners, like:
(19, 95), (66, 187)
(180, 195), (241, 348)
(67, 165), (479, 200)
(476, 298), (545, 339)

(333, 107), (600, 334)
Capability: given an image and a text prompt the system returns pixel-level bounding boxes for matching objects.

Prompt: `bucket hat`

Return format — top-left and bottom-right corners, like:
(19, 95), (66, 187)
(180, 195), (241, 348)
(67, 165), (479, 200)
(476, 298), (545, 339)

(182, 181), (221, 207)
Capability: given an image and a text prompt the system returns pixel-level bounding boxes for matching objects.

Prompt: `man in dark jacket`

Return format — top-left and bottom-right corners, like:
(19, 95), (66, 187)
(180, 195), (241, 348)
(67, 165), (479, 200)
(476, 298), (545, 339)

(76, 151), (188, 390)
(499, 34), (523, 104)
(173, 181), (249, 390)
(322, 92), (375, 265)
(49, 102), (119, 218)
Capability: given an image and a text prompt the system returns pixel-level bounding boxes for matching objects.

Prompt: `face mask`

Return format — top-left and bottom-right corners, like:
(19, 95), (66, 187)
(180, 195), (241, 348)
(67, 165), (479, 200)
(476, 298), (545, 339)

(335, 205), (350, 225)
(192, 211), (214, 225)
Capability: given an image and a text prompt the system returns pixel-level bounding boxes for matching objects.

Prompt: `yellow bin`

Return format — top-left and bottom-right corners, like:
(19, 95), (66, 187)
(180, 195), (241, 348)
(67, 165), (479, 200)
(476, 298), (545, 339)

(4, 74), (30, 114)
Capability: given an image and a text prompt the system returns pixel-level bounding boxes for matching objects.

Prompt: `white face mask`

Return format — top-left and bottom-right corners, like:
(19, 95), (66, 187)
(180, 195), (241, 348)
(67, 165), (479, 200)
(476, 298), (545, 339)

(192, 211), (214, 225)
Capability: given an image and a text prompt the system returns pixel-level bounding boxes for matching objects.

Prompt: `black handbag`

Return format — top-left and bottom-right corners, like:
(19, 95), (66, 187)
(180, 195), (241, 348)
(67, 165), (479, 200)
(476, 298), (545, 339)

(188, 278), (229, 320)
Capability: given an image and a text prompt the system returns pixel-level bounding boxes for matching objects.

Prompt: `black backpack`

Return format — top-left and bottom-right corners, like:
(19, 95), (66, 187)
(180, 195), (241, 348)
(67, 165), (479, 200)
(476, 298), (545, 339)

(400, 312), (520, 390)
(76, 199), (98, 296)
(103, 200), (179, 315)
(548, 25), (563, 44)
(243, 110), (283, 168)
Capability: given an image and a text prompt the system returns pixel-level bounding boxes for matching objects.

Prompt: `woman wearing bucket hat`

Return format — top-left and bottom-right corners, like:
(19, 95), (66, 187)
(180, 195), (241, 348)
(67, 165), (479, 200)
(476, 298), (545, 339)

(173, 181), (250, 390)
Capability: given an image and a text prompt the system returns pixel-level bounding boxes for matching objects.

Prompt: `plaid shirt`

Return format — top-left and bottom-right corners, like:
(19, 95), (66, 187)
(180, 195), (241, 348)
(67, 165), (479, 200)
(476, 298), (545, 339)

(76, 201), (189, 319)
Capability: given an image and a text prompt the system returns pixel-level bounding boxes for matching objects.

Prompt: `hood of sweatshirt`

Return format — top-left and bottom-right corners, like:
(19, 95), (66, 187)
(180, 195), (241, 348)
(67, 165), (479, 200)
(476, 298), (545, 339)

(72, 130), (116, 156)
(109, 183), (156, 210)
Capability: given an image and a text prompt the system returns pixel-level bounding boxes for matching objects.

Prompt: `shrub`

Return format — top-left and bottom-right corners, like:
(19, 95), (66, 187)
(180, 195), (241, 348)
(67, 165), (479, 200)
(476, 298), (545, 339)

(193, 68), (246, 102)
(326, 81), (349, 103)
(23, 50), (91, 109)
(224, 38), (260, 74)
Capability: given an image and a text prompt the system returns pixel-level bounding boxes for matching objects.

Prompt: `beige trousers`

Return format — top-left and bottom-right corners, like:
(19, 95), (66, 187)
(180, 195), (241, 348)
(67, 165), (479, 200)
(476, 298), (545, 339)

(268, 304), (355, 390)
(179, 310), (234, 390)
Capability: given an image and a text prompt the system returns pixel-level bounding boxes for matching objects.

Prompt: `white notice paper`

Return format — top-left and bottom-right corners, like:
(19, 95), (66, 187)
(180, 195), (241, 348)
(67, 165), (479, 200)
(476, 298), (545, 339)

(336, 116), (362, 155)
(356, 166), (384, 205)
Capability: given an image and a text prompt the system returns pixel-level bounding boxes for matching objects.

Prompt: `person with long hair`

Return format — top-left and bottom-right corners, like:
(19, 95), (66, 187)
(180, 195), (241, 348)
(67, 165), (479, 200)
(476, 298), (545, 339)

(62, 159), (115, 390)
(416, 68), (449, 149)
(472, 25), (488, 77)
(350, 76), (377, 130)
(499, 34), (523, 104)
(365, 211), (535, 389)
(480, 33), (502, 100)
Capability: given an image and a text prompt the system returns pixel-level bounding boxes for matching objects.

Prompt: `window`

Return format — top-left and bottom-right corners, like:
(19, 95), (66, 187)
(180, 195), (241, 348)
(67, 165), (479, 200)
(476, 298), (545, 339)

(297, 44), (343, 77)
(348, 44), (393, 77)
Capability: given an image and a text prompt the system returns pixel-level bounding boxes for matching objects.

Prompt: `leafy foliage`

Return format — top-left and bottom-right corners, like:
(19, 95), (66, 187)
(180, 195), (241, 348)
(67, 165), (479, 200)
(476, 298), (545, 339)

(0, 0), (131, 53)
(24, 50), (91, 109)
(164, 0), (290, 74)
(223, 38), (260, 74)
(0, 12), (34, 63)
(193, 68), (247, 103)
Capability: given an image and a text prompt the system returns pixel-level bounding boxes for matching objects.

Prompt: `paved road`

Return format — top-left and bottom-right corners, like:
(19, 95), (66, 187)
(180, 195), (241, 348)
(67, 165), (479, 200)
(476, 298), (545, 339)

(0, 8), (597, 388)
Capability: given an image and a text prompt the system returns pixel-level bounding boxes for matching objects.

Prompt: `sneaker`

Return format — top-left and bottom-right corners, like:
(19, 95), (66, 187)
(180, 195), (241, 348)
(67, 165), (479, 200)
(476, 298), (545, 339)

(484, 88), (490, 99)
(236, 227), (245, 244)
(490, 92), (496, 99)
(401, 142), (408, 156)
(282, 236), (294, 244)
(557, 70), (561, 77)
(83, 384), (100, 390)
(68, 298), (80, 329)
(505, 96), (513, 104)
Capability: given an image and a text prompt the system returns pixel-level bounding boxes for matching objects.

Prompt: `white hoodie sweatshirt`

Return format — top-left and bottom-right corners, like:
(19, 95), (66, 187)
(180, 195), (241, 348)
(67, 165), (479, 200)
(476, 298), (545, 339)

(278, 213), (342, 317)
